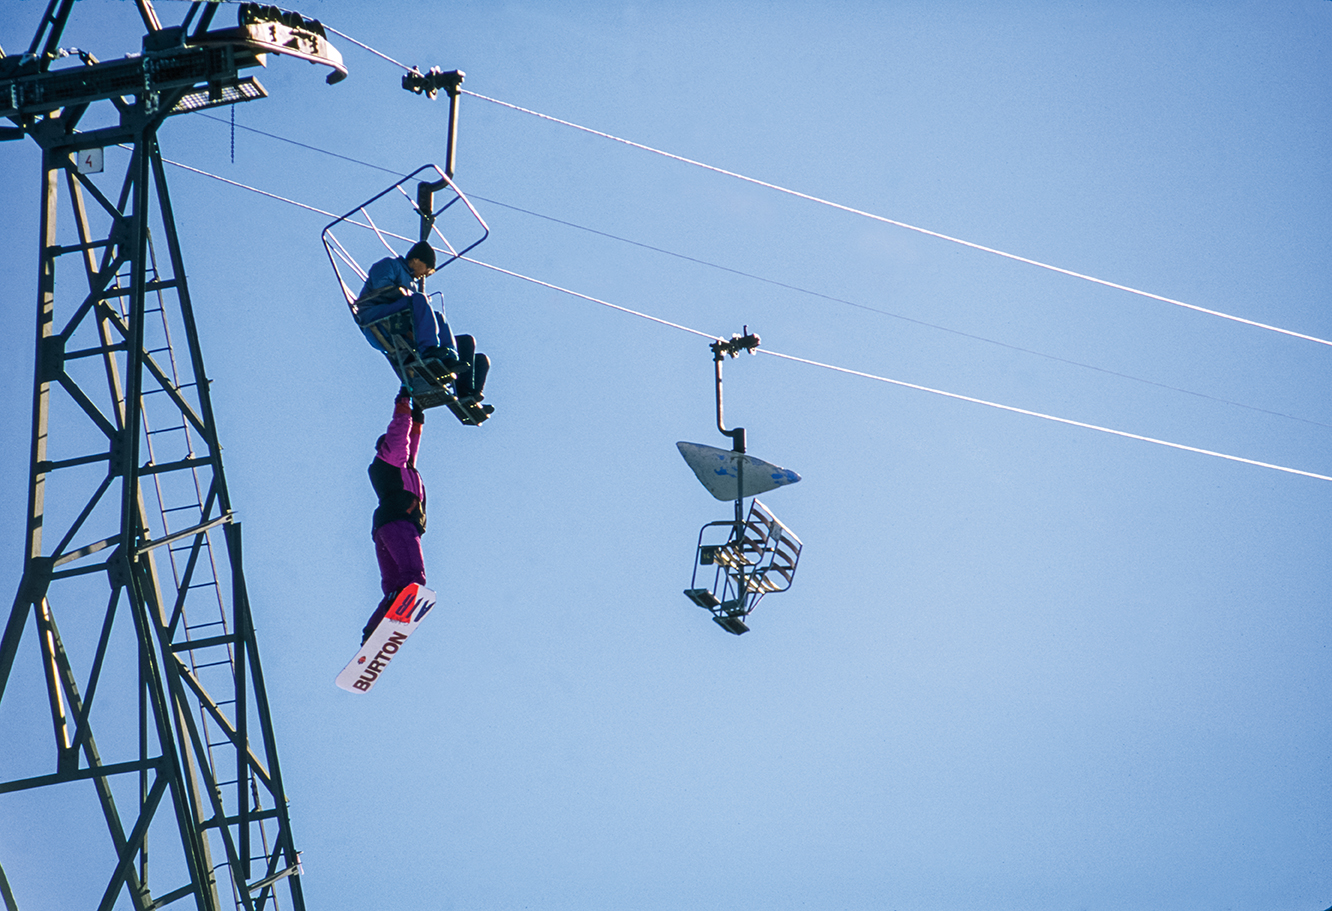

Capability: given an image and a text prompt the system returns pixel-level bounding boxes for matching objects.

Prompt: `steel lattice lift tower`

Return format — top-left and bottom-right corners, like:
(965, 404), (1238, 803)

(0, 3), (344, 909)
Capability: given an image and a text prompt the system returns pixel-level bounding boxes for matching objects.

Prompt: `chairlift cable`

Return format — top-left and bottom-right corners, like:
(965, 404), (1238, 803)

(459, 245), (1332, 484)
(182, 118), (1332, 432)
(758, 348), (1332, 484)
(467, 195), (1332, 432)
(198, 112), (406, 176)
(153, 155), (1332, 484)
(455, 255), (715, 340)
(322, 24), (414, 73)
(461, 89), (1332, 351)
(447, 249), (1332, 485)
(456, 252), (1331, 484)
(155, 153), (341, 219)
(156, 153), (415, 247)
(302, 23), (1332, 349)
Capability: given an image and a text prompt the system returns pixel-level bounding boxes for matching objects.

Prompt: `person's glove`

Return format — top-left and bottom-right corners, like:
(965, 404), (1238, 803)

(395, 386), (412, 405)
(412, 403), (425, 425)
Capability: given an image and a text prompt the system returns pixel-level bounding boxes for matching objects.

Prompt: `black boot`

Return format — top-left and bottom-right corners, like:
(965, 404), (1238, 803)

(362, 592), (396, 644)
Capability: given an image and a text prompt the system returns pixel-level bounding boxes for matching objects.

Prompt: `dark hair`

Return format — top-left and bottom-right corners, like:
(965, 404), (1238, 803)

(406, 241), (436, 270)
(376, 434), (388, 454)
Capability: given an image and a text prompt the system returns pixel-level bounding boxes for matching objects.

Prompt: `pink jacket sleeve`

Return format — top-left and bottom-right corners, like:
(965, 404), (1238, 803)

(379, 399), (413, 469)
(408, 417), (423, 466)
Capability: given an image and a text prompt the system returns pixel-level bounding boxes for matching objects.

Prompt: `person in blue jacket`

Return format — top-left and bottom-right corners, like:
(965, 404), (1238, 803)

(356, 240), (489, 400)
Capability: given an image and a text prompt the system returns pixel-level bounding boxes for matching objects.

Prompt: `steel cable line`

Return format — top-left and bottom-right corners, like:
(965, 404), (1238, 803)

(455, 256), (714, 340)
(458, 250), (1332, 484)
(322, 24), (414, 72)
(319, 27), (1332, 350)
(468, 196), (1332, 432)
(153, 153), (1332, 483)
(462, 89), (1332, 350)
(317, 26), (1332, 351)
(758, 349), (1332, 484)
(194, 115), (1332, 431)
(199, 113), (405, 176)
(160, 155), (342, 218)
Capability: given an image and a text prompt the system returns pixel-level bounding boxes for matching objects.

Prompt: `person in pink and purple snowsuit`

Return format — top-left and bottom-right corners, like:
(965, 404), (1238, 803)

(362, 388), (429, 642)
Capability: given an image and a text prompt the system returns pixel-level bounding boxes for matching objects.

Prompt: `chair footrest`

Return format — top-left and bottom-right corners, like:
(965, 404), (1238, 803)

(684, 588), (720, 609)
(712, 615), (749, 636)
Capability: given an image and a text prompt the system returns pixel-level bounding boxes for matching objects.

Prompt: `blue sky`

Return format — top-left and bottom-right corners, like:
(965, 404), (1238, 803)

(2, 2), (1330, 909)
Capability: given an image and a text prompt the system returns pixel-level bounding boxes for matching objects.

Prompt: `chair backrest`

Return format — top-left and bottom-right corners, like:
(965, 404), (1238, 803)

(727, 500), (802, 595)
(753, 534), (800, 593)
(321, 164), (491, 321)
(688, 499), (803, 625)
(340, 278), (358, 312)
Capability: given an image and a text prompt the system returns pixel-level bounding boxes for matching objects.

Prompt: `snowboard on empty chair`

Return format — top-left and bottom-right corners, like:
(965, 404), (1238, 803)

(335, 584), (437, 693)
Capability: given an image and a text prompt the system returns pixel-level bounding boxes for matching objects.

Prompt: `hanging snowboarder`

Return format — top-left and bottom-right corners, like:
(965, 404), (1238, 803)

(362, 386), (431, 640)
(337, 387), (438, 692)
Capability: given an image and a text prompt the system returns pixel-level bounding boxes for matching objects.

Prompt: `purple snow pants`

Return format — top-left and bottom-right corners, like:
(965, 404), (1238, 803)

(365, 519), (426, 641)
(373, 519), (426, 595)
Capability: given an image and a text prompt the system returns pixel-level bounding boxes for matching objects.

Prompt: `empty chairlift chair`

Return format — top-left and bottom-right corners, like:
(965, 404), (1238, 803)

(685, 499), (803, 635)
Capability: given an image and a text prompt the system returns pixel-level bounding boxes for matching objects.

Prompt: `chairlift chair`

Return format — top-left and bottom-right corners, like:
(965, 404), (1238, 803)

(685, 498), (803, 635)
(321, 163), (492, 424)
(679, 329), (804, 634)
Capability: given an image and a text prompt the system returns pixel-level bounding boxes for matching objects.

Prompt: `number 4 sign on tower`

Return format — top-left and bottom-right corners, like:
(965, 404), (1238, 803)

(77, 148), (103, 174)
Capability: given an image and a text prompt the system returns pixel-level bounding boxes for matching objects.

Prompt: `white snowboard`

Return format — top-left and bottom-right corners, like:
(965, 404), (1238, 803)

(335, 584), (437, 693)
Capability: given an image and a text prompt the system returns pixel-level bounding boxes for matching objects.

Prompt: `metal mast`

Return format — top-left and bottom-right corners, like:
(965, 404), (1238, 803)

(0, 3), (344, 909)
